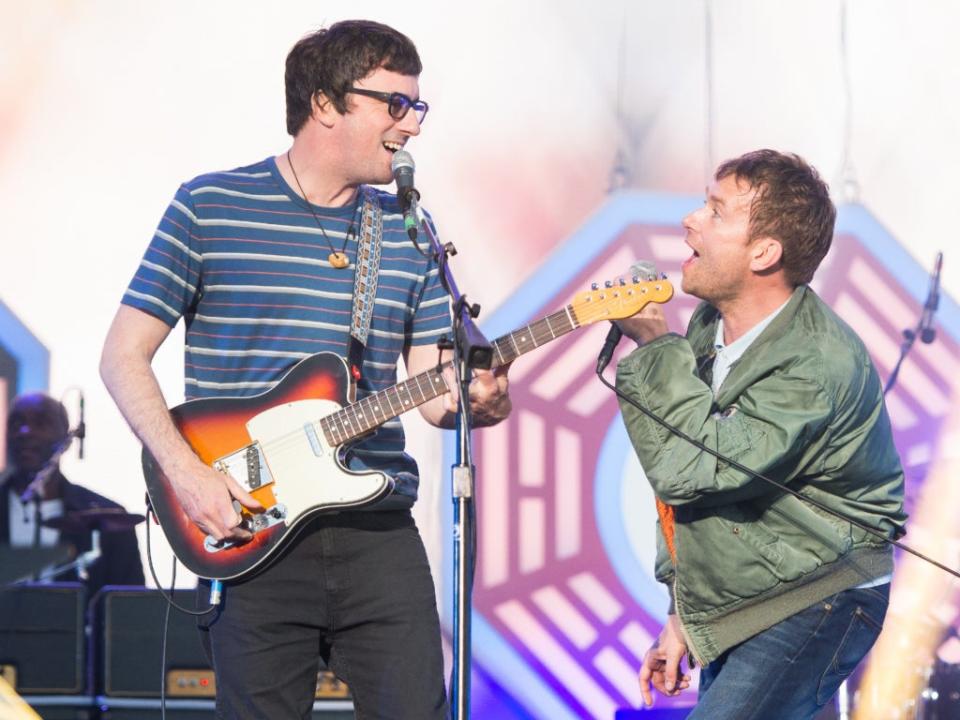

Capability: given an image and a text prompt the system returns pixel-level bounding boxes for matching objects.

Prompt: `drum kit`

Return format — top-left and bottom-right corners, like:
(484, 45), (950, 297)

(1, 507), (145, 585)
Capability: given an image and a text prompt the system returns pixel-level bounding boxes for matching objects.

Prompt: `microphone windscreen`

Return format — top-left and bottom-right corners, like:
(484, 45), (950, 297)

(630, 260), (658, 280)
(390, 149), (415, 175)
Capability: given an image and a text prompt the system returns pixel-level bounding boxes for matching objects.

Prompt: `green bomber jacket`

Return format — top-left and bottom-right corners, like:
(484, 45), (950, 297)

(615, 285), (907, 665)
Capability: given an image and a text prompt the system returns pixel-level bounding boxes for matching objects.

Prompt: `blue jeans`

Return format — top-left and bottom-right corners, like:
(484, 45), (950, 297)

(691, 584), (889, 720)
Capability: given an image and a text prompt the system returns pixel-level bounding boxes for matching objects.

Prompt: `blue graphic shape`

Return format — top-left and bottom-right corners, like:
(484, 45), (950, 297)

(0, 297), (49, 394)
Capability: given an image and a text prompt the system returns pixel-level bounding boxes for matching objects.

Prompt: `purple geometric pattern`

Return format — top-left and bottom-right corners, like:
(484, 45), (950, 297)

(474, 225), (700, 716)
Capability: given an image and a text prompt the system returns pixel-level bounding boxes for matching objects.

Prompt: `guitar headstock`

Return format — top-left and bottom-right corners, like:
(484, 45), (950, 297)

(569, 274), (674, 326)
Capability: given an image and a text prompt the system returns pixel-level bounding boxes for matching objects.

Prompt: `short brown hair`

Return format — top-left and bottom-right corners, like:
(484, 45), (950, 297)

(716, 149), (836, 286)
(284, 20), (422, 136)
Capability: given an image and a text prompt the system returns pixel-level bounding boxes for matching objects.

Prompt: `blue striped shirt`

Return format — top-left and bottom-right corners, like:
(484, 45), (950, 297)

(123, 157), (453, 507)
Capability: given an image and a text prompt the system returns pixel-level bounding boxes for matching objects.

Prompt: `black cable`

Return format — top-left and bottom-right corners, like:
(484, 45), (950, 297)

(145, 506), (219, 616)
(407, 223), (431, 259)
(160, 556), (176, 720)
(597, 370), (960, 581)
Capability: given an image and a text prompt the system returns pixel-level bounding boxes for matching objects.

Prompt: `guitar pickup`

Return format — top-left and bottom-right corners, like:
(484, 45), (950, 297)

(213, 443), (273, 492)
(204, 504), (288, 554)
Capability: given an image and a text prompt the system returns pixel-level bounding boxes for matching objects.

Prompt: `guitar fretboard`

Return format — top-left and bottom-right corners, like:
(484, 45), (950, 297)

(320, 305), (579, 446)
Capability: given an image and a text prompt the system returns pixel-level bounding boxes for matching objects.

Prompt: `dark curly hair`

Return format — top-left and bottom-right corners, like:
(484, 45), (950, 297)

(285, 20), (422, 136)
(716, 149), (836, 286)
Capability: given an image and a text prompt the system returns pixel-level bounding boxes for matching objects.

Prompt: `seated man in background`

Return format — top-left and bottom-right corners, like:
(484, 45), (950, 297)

(0, 392), (144, 597)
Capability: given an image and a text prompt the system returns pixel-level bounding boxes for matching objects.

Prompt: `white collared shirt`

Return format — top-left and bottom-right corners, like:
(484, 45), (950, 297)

(7, 488), (63, 547)
(711, 297), (790, 395)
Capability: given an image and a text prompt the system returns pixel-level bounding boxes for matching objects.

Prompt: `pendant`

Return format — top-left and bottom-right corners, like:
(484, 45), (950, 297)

(328, 251), (349, 269)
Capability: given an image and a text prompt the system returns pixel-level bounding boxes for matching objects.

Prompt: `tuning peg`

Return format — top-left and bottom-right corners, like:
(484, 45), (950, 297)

(591, 282), (599, 291)
(604, 280), (613, 288)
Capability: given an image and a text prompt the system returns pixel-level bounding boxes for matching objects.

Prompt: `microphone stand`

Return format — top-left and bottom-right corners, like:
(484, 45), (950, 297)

(413, 208), (492, 720)
(26, 529), (102, 583)
(848, 251), (941, 720)
(884, 251), (942, 396)
(20, 434), (76, 549)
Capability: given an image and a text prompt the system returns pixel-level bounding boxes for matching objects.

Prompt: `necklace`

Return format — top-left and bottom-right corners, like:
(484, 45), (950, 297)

(286, 150), (357, 269)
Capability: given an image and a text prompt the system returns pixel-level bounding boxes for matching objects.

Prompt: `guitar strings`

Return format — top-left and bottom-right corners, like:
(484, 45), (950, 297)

(242, 308), (575, 461)
(232, 284), (655, 461)
(232, 281), (658, 460)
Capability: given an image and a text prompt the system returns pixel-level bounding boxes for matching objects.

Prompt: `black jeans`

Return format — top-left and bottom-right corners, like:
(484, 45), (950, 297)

(198, 510), (447, 719)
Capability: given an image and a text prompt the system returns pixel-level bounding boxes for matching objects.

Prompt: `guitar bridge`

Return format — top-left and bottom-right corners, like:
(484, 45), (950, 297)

(204, 504), (288, 554)
(213, 443), (273, 492)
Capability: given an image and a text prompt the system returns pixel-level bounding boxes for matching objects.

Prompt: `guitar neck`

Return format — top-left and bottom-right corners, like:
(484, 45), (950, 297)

(320, 306), (578, 446)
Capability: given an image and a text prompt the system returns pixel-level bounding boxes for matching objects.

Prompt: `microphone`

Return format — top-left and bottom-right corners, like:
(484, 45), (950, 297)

(390, 150), (421, 240)
(596, 261), (659, 374)
(918, 251), (943, 344)
(77, 391), (86, 460)
(597, 326), (623, 375)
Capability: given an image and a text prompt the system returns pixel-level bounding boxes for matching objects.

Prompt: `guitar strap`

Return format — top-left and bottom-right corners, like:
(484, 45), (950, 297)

(347, 186), (383, 381)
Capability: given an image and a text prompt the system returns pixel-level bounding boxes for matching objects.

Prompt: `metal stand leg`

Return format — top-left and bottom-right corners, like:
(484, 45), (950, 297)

(451, 400), (476, 719)
(451, 484), (473, 719)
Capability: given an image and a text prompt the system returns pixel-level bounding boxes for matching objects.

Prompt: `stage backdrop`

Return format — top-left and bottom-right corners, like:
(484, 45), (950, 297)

(445, 192), (960, 718)
(2, 2), (959, 718)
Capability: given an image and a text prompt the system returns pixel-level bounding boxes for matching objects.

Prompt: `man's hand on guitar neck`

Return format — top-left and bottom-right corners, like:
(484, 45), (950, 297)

(405, 343), (512, 429)
(616, 304), (671, 346)
(168, 457), (265, 542)
(441, 364), (512, 427)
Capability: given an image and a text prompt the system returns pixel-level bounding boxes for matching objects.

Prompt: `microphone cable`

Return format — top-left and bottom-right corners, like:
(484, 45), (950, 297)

(596, 366), (960, 581)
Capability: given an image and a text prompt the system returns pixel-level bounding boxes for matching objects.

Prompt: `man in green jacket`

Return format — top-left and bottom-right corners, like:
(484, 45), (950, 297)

(615, 149), (906, 719)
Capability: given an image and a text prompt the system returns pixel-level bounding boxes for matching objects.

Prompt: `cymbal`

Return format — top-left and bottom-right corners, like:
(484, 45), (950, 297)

(42, 508), (145, 534)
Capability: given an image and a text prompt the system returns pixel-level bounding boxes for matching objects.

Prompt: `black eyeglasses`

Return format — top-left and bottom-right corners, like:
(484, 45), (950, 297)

(344, 88), (429, 124)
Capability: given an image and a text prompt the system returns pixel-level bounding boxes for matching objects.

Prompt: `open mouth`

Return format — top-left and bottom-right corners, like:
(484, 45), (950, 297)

(382, 141), (403, 153)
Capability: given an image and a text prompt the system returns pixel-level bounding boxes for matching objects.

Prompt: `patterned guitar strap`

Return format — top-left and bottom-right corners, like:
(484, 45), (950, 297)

(346, 186), (383, 381)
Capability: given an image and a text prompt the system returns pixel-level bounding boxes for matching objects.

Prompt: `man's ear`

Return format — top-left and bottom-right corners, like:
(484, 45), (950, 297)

(750, 237), (783, 273)
(312, 91), (338, 128)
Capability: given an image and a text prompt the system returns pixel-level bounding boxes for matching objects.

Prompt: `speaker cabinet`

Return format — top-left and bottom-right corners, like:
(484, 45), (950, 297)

(0, 582), (86, 694)
(92, 587), (354, 717)
(92, 587), (210, 697)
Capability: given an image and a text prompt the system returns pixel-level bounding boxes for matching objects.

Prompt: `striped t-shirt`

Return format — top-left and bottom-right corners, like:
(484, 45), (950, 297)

(122, 156), (453, 508)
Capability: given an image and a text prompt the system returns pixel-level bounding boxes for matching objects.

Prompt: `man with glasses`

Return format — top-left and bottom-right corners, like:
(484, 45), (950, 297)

(100, 19), (510, 719)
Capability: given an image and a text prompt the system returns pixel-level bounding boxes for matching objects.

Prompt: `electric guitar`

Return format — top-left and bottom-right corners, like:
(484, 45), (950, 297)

(143, 275), (674, 580)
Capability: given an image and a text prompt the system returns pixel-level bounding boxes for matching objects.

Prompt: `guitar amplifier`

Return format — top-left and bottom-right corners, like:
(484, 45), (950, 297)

(166, 668), (349, 699)
(0, 582), (86, 694)
(93, 587), (351, 703)
(91, 587), (210, 697)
